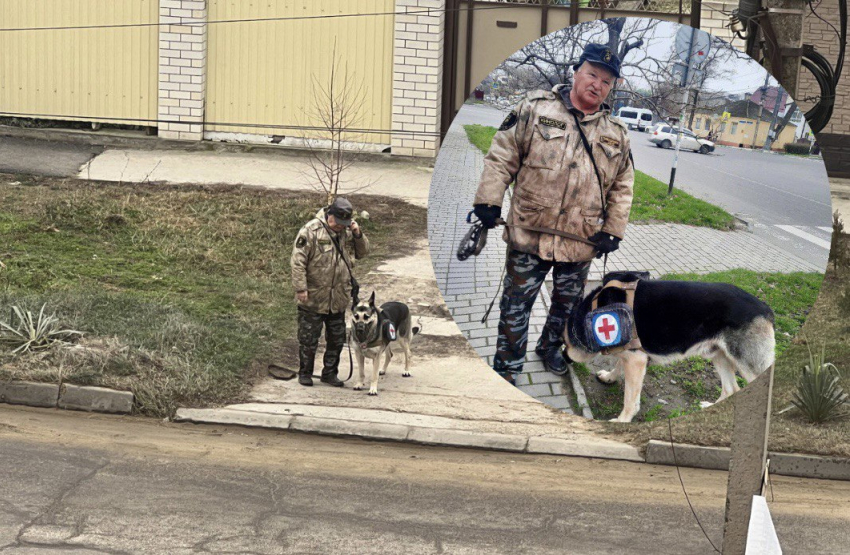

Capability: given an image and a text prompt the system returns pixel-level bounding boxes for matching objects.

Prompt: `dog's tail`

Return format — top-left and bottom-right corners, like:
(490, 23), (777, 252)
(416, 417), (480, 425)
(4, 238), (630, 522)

(412, 316), (423, 336)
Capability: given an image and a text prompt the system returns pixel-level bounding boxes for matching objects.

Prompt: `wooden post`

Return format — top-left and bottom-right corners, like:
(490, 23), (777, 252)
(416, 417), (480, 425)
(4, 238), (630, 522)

(722, 367), (775, 554)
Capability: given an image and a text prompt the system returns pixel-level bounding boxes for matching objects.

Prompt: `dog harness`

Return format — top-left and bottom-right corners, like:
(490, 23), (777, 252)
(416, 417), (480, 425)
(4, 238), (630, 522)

(584, 279), (642, 355)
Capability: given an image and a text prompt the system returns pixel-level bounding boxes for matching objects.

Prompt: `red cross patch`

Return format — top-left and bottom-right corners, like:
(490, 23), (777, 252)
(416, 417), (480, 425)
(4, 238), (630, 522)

(593, 313), (621, 346)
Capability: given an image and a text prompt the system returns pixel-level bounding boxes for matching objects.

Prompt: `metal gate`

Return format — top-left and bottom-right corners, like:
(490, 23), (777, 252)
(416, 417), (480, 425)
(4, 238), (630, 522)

(441, 0), (701, 134)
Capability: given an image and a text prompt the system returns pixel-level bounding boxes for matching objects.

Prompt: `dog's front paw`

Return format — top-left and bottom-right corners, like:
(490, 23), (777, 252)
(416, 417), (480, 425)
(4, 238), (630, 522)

(368, 386), (378, 396)
(353, 382), (364, 390)
(402, 371), (411, 377)
(379, 370), (386, 376)
(610, 414), (634, 423)
(596, 369), (617, 384)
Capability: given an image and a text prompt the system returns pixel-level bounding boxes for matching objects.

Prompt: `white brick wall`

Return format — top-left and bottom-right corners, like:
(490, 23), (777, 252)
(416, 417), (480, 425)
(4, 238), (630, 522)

(700, 1), (746, 51)
(158, 0), (208, 141)
(392, 0), (445, 157)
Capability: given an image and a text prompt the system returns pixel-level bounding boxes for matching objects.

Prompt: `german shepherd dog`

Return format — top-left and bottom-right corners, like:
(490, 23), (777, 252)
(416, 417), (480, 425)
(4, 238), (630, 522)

(565, 272), (776, 422)
(350, 292), (421, 395)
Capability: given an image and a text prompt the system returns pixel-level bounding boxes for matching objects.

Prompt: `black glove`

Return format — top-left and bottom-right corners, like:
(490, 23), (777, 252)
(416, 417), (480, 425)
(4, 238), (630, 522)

(473, 204), (501, 229)
(589, 231), (620, 259)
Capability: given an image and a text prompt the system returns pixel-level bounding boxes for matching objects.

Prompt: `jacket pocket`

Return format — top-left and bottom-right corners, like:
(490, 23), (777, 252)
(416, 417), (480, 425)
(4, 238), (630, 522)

(525, 124), (567, 169)
(594, 142), (622, 183)
(512, 190), (550, 229)
(580, 207), (604, 237)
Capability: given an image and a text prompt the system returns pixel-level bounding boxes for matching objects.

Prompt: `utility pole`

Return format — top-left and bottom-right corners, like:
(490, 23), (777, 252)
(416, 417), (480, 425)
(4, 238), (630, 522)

(751, 74), (770, 149)
(763, 89), (785, 151)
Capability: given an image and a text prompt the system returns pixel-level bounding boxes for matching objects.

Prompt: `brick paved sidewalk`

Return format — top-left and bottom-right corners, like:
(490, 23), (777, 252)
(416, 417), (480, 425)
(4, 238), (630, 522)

(428, 108), (822, 415)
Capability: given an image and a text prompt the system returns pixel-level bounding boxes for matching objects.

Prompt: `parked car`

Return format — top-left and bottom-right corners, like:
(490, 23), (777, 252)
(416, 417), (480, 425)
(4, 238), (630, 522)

(614, 107), (654, 131)
(648, 124), (715, 154)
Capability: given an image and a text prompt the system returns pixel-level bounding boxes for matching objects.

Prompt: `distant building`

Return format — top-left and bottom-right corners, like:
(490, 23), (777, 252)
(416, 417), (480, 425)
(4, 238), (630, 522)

(693, 99), (798, 150)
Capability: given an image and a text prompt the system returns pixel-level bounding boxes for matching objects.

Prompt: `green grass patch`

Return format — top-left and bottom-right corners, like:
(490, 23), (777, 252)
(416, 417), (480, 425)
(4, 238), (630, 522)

(462, 124), (735, 230)
(0, 176), (426, 418)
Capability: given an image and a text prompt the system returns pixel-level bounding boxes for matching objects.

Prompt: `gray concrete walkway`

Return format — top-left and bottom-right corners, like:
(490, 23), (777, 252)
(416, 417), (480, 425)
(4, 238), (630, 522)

(428, 105), (823, 414)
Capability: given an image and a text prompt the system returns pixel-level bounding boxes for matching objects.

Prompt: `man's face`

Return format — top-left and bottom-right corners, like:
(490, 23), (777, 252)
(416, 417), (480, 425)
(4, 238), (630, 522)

(572, 62), (615, 112)
(327, 214), (347, 233)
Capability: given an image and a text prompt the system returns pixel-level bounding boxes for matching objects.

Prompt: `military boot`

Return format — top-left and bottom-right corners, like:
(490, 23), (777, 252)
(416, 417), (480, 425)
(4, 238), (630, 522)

(536, 345), (570, 376)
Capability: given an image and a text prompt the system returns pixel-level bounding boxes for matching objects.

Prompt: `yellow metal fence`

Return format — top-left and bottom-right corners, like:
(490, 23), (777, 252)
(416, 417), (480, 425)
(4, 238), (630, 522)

(0, 0), (159, 125)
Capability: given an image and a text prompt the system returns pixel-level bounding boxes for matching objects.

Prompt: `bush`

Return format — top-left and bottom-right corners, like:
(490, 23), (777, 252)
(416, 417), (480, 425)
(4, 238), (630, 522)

(791, 345), (849, 423)
(784, 142), (813, 155)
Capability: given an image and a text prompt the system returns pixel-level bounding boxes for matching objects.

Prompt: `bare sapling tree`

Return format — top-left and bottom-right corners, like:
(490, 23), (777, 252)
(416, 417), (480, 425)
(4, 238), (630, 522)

(303, 43), (373, 205)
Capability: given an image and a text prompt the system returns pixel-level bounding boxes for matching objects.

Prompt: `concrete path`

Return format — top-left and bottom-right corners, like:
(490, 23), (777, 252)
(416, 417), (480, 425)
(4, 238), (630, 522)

(79, 147), (434, 207)
(427, 104), (824, 415)
(177, 243), (639, 462)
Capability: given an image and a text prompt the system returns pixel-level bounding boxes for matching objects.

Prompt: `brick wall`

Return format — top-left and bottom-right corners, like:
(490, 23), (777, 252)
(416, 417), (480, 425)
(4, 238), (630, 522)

(392, 0), (445, 157)
(798, 0), (849, 176)
(699, 1), (746, 51)
(798, 0), (847, 135)
(158, 0), (208, 141)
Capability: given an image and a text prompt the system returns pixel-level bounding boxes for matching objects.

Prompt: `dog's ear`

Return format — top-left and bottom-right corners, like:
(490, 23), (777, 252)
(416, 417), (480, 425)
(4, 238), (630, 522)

(369, 291), (376, 307)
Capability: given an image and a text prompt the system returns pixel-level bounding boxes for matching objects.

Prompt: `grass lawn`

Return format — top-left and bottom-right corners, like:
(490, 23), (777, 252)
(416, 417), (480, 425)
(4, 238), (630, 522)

(463, 124), (736, 230)
(575, 269), (823, 423)
(0, 174), (426, 418)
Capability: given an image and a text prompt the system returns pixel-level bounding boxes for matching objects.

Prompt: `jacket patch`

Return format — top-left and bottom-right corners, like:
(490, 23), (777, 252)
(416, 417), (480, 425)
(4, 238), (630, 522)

(499, 110), (518, 131)
(600, 136), (620, 148)
(296, 236), (307, 248)
(539, 116), (566, 130)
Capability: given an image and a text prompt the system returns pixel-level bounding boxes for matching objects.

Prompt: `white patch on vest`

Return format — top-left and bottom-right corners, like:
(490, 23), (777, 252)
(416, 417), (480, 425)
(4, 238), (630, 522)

(387, 323), (397, 341)
(593, 313), (621, 346)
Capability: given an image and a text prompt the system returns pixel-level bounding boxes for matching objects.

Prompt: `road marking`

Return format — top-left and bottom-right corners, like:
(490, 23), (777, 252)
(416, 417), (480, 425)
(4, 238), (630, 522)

(818, 226), (833, 232)
(775, 225), (832, 249)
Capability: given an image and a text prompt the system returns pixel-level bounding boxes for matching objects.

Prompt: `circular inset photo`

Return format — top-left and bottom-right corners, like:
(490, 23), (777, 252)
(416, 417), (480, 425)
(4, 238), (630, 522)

(429, 19), (831, 422)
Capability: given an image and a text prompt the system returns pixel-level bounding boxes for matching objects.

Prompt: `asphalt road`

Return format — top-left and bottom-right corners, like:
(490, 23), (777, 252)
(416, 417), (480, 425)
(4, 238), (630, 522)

(629, 129), (833, 269)
(0, 136), (102, 177)
(1, 406), (849, 554)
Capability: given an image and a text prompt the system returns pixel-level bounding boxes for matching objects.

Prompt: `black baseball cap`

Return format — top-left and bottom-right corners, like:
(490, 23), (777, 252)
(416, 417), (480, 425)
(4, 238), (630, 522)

(327, 197), (354, 227)
(573, 43), (622, 79)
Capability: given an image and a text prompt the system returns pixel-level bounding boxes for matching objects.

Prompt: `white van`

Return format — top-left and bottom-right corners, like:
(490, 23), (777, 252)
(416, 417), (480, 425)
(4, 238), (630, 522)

(614, 107), (654, 131)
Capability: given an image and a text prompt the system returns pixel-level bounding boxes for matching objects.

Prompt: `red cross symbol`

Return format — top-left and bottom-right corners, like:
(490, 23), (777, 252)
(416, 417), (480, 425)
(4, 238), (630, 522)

(597, 317), (616, 340)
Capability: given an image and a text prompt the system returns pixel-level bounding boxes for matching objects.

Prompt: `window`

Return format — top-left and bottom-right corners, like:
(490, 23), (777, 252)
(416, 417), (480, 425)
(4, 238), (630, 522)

(720, 122), (726, 132)
(731, 122), (738, 134)
(641, 113), (652, 121)
(619, 111), (638, 119)
(695, 120), (701, 130)
(661, 126), (672, 133)
(705, 118), (710, 129)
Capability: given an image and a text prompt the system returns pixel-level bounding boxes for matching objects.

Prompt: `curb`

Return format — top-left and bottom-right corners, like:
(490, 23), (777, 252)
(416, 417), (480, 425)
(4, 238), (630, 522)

(174, 408), (645, 462)
(645, 440), (850, 481)
(0, 380), (133, 414)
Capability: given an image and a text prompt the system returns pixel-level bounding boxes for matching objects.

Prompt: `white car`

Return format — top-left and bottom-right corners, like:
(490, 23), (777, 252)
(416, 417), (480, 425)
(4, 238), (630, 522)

(648, 124), (715, 154)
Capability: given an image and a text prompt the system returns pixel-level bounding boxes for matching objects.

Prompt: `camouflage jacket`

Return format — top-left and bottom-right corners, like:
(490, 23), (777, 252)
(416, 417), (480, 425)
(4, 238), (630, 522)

(290, 209), (370, 314)
(474, 84), (634, 262)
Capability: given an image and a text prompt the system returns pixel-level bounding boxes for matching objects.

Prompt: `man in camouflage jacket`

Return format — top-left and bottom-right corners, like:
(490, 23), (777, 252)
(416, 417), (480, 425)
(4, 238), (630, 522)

(291, 197), (370, 387)
(472, 43), (635, 383)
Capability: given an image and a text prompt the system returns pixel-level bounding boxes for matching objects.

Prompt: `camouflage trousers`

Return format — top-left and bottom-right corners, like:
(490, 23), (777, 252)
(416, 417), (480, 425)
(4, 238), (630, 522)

(297, 307), (347, 378)
(493, 250), (591, 377)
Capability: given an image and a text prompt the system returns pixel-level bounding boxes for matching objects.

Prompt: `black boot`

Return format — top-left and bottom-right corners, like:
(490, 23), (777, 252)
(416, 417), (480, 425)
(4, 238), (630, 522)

(320, 372), (345, 387)
(298, 374), (314, 386)
(536, 345), (570, 376)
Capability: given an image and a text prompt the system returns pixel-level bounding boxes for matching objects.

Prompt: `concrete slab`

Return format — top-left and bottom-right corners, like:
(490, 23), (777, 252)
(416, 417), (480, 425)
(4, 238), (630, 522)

(0, 382), (59, 408)
(58, 384), (134, 414)
(80, 148), (434, 207)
